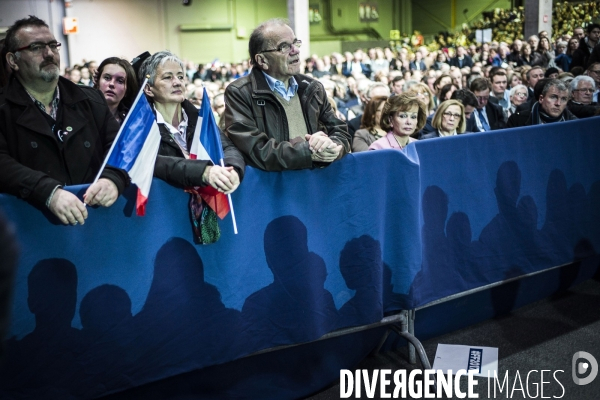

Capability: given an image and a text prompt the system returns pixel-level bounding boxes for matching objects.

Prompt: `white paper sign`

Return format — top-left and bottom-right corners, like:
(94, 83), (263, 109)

(432, 344), (498, 378)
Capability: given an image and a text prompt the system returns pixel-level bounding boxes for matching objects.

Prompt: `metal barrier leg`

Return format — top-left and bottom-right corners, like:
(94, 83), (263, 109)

(372, 328), (392, 356)
(408, 309), (416, 364)
(391, 324), (431, 370)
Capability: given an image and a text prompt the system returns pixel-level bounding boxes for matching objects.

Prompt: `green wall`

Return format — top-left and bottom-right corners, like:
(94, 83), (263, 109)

(166, 0), (512, 62)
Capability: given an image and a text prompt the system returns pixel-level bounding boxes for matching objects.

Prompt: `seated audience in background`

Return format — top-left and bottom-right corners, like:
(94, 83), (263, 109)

(186, 85), (204, 108)
(506, 40), (522, 66)
(68, 67), (81, 84)
(489, 69), (510, 113)
(508, 72), (522, 88)
(431, 51), (448, 70)
(586, 62), (600, 102)
(450, 89), (479, 132)
(544, 67), (559, 79)
(536, 36), (555, 68)
(409, 51), (427, 71)
(139, 51), (244, 192)
(406, 82), (435, 116)
(518, 43), (543, 67)
(432, 74), (452, 106)
(438, 83), (459, 103)
(588, 43), (600, 70)
(94, 57), (139, 125)
(420, 100), (467, 139)
(420, 88), (478, 138)
(223, 18), (350, 171)
(567, 75), (599, 118)
(508, 84), (529, 117)
(369, 94), (426, 150)
(554, 41), (571, 72)
(0, 16), (129, 226)
(571, 23), (600, 70)
(79, 66), (93, 87)
(522, 66), (545, 107)
(390, 75), (405, 95)
(469, 77), (506, 131)
(449, 46), (473, 69)
(352, 95), (388, 152)
(508, 79), (577, 127)
(347, 82), (390, 137)
(212, 92), (226, 130)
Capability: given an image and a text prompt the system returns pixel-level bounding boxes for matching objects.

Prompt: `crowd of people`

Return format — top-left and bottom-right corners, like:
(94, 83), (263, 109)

(1, 15), (599, 229)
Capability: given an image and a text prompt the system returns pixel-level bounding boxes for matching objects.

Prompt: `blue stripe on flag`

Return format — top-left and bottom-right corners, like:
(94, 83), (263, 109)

(199, 88), (225, 164)
(107, 95), (156, 171)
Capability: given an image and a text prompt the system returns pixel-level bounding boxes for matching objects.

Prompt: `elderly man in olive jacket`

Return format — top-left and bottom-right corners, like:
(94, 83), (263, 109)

(224, 18), (350, 171)
(0, 16), (129, 225)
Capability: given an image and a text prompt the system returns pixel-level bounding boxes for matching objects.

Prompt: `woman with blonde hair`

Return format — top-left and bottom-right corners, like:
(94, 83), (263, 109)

(406, 82), (435, 115)
(368, 94), (427, 150)
(420, 100), (466, 140)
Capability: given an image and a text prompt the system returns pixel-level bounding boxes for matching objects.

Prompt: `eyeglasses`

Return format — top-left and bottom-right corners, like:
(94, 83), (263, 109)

(443, 112), (461, 119)
(574, 88), (595, 93)
(261, 39), (302, 54)
(514, 92), (528, 98)
(13, 41), (61, 54)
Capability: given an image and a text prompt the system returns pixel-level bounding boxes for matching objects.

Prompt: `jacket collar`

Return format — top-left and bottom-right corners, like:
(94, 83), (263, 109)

(5, 75), (88, 107)
(250, 67), (315, 99)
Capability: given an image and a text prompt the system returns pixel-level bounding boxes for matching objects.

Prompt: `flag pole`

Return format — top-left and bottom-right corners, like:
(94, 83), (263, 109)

(220, 159), (238, 234)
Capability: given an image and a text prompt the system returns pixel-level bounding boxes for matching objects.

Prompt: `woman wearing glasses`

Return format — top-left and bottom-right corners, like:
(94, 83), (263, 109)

(420, 100), (467, 140)
(508, 85), (529, 118)
(94, 57), (138, 125)
(368, 94), (426, 150)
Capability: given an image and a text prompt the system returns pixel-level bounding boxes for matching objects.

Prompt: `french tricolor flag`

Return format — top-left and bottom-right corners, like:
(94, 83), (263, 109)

(189, 87), (230, 219)
(96, 80), (161, 216)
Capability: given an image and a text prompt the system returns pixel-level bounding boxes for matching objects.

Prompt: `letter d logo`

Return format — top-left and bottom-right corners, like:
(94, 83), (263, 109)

(572, 351), (598, 385)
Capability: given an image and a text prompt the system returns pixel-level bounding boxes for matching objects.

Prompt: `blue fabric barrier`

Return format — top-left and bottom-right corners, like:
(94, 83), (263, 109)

(0, 117), (599, 398)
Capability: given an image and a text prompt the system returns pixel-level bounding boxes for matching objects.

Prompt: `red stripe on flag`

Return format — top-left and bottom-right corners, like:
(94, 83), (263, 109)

(136, 189), (148, 216)
(199, 186), (230, 219)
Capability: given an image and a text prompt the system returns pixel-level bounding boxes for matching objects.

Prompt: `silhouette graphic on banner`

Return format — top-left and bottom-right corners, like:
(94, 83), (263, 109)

(242, 216), (338, 346)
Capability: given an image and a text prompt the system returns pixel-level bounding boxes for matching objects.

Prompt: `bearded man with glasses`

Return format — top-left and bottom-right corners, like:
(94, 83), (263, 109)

(0, 16), (129, 226)
(223, 18), (350, 171)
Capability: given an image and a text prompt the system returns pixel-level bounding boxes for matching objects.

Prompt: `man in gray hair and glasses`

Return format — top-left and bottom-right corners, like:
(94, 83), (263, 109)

(0, 16), (129, 226)
(223, 18), (350, 171)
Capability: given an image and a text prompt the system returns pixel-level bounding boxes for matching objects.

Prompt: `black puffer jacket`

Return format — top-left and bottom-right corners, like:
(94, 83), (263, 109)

(223, 68), (350, 171)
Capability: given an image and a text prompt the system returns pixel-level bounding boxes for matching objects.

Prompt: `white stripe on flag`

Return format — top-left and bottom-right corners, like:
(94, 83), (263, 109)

(128, 120), (161, 198)
(189, 115), (212, 162)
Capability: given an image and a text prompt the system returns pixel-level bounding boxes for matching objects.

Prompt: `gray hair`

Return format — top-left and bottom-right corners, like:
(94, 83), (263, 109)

(509, 84), (528, 97)
(366, 82), (391, 98)
(248, 18), (289, 65)
(541, 79), (570, 96)
(570, 75), (595, 91)
(139, 50), (185, 86)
